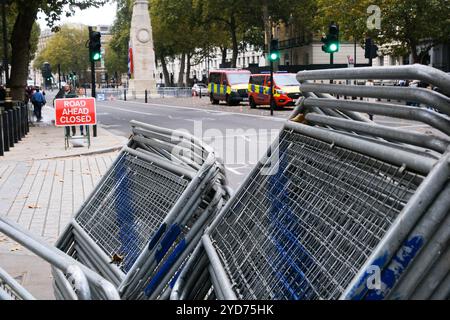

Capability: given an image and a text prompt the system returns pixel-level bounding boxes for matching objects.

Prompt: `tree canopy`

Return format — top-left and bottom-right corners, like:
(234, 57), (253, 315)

(7, 0), (110, 100)
(33, 25), (90, 81)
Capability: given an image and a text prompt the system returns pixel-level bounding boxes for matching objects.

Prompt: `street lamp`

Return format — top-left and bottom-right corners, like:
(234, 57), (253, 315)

(1, 0), (9, 86)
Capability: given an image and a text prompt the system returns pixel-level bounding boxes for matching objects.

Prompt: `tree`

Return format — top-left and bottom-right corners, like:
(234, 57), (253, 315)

(376, 0), (450, 63)
(106, 0), (132, 78)
(313, 0), (450, 63)
(33, 25), (90, 84)
(6, 0), (108, 100)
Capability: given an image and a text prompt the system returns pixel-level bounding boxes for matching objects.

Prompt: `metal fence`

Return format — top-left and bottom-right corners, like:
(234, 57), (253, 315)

(52, 121), (230, 300)
(96, 87), (193, 102)
(0, 218), (120, 300)
(0, 101), (30, 157)
(171, 64), (450, 300)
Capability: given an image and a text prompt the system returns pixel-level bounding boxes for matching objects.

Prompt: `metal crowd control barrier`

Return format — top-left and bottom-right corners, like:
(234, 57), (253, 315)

(53, 121), (230, 300)
(0, 217), (120, 300)
(96, 88), (193, 102)
(171, 64), (450, 300)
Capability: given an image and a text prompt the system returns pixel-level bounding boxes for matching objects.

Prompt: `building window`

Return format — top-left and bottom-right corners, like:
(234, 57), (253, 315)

(379, 56), (384, 66)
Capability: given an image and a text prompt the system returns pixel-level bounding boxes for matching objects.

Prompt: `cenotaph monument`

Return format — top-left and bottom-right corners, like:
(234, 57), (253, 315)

(128, 0), (157, 97)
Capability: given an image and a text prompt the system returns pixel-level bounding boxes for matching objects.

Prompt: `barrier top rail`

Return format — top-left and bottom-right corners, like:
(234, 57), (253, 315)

(296, 64), (450, 96)
(0, 217), (120, 300)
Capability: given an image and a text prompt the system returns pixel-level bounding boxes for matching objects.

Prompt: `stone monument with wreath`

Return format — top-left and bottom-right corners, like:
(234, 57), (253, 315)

(128, 0), (157, 98)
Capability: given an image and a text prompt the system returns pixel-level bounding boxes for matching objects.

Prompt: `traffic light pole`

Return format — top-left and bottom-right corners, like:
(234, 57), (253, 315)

(89, 26), (97, 137)
(91, 59), (97, 137)
(330, 53), (334, 84)
(58, 64), (61, 90)
(270, 59), (274, 117)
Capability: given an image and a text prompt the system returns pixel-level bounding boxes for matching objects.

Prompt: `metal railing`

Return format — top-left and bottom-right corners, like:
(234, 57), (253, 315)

(96, 87), (193, 102)
(0, 218), (120, 300)
(0, 101), (30, 157)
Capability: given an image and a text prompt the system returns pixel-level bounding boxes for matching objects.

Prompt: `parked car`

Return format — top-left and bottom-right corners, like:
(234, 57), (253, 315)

(192, 83), (208, 96)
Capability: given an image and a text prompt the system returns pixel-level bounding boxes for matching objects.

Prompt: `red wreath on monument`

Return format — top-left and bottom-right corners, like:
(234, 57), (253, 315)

(128, 47), (134, 78)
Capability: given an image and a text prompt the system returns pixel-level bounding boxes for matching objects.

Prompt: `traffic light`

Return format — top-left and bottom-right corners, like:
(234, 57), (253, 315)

(269, 39), (280, 62)
(42, 62), (52, 79)
(321, 23), (340, 54)
(89, 30), (102, 62)
(365, 38), (378, 59)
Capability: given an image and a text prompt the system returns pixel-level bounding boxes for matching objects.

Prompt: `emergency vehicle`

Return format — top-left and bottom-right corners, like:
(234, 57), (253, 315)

(208, 69), (251, 106)
(248, 72), (302, 109)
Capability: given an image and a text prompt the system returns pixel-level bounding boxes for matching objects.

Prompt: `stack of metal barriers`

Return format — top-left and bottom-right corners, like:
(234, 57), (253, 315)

(52, 121), (230, 300)
(0, 217), (121, 300)
(171, 64), (450, 300)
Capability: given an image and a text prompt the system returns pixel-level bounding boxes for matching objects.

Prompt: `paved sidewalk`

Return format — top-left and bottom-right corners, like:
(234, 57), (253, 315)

(0, 105), (127, 299)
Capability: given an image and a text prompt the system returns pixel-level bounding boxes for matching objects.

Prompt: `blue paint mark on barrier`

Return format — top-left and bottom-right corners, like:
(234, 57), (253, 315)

(148, 223), (167, 251)
(346, 253), (389, 300)
(155, 224), (182, 263)
(365, 236), (424, 300)
(266, 142), (316, 300)
(114, 158), (139, 272)
(144, 239), (187, 297)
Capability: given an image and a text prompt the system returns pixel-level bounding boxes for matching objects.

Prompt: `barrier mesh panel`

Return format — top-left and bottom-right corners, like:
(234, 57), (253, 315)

(209, 128), (424, 300)
(75, 152), (190, 273)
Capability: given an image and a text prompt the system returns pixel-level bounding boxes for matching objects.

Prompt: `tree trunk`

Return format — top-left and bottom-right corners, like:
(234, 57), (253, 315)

(185, 53), (191, 86)
(177, 53), (186, 87)
(262, 1), (270, 54)
(160, 56), (171, 87)
(230, 16), (239, 68)
(10, 6), (38, 101)
(220, 46), (227, 66)
(410, 41), (420, 64)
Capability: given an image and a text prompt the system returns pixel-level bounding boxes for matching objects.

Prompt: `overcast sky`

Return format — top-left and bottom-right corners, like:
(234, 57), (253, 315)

(36, 2), (118, 31)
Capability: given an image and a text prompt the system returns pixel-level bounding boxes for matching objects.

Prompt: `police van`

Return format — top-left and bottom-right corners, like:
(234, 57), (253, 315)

(208, 69), (251, 106)
(248, 72), (302, 109)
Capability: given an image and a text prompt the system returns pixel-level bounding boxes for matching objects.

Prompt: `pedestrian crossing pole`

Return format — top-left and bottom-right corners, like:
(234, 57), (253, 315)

(89, 26), (98, 137)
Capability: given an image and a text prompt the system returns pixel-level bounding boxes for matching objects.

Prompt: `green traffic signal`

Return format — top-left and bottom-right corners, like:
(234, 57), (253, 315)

(92, 52), (102, 61)
(328, 42), (339, 53)
(269, 52), (279, 61)
(89, 30), (102, 62)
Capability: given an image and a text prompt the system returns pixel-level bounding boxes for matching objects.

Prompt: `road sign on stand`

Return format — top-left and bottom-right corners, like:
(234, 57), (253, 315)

(54, 97), (97, 127)
(54, 97), (97, 150)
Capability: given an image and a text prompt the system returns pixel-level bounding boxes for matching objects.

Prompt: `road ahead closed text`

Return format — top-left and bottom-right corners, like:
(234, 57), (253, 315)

(54, 98), (97, 127)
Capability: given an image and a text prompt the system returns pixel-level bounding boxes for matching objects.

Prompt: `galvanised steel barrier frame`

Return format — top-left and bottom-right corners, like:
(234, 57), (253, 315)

(52, 121), (230, 300)
(0, 218), (120, 300)
(171, 65), (450, 300)
(96, 88), (193, 101)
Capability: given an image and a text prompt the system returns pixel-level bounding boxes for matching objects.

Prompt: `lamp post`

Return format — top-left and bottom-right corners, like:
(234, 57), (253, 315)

(1, 0), (9, 86)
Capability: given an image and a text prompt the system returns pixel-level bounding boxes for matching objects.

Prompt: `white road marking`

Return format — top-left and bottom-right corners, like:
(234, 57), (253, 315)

(99, 105), (155, 116)
(99, 100), (287, 122)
